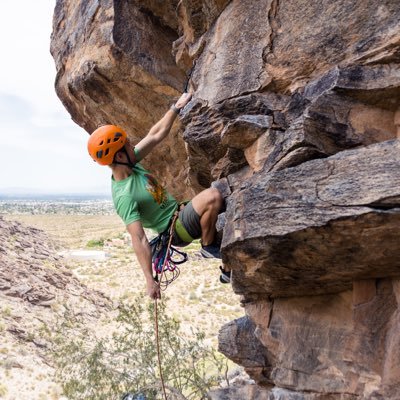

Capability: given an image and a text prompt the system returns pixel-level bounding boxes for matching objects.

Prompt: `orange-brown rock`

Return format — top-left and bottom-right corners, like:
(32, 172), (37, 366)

(221, 140), (400, 298)
(51, 0), (400, 398)
(219, 278), (400, 399)
(51, 0), (195, 198)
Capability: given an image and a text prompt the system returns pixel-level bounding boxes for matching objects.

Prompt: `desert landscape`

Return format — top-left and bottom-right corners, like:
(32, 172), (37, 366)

(0, 197), (242, 399)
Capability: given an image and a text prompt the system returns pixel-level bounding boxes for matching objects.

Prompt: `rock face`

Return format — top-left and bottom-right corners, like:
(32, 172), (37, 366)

(222, 140), (400, 299)
(0, 216), (109, 310)
(51, 1), (400, 398)
(51, 0), (194, 197)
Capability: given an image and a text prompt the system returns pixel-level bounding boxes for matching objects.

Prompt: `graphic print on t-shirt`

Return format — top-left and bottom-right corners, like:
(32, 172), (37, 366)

(144, 173), (168, 206)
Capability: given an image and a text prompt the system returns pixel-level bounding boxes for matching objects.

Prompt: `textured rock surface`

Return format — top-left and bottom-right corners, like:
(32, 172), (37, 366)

(51, 0), (400, 398)
(51, 0), (195, 198)
(222, 140), (400, 298)
(0, 216), (110, 397)
(0, 216), (109, 310)
(219, 279), (400, 399)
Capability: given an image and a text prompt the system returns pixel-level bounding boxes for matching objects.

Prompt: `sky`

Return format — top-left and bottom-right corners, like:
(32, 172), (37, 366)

(0, 1), (111, 195)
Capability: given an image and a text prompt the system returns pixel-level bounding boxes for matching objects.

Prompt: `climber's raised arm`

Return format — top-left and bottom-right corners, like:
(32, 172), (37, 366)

(134, 92), (192, 161)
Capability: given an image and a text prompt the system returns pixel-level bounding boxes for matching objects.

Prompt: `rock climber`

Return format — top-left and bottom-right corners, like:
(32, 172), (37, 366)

(87, 92), (231, 299)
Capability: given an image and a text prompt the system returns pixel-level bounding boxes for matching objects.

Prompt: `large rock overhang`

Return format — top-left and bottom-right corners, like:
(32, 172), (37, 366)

(222, 139), (400, 299)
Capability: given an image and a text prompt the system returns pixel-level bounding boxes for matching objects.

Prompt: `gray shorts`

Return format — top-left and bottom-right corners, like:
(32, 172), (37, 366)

(172, 201), (201, 246)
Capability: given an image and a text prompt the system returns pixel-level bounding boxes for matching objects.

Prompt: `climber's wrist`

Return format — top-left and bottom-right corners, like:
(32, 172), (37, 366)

(170, 104), (180, 114)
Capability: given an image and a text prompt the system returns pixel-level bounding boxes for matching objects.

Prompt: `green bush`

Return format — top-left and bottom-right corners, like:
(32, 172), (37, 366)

(0, 383), (8, 397)
(86, 238), (105, 248)
(49, 298), (228, 400)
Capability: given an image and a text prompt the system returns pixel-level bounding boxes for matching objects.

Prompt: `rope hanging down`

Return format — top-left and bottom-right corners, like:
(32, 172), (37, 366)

(123, 58), (197, 400)
(183, 59), (196, 93)
(148, 57), (197, 399)
(151, 212), (188, 400)
(154, 299), (168, 400)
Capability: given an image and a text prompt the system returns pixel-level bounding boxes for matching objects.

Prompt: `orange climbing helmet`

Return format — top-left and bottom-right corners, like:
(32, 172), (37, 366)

(88, 125), (127, 165)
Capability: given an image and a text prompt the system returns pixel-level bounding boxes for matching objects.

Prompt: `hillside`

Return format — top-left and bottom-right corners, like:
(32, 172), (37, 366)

(0, 216), (111, 399)
(1, 211), (244, 399)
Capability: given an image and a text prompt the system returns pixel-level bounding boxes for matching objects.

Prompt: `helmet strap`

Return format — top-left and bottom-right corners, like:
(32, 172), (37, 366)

(113, 147), (136, 168)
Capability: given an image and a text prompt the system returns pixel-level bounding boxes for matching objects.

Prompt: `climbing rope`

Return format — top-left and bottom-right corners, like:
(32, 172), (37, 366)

(123, 56), (196, 400)
(154, 298), (168, 400)
(151, 211), (188, 400)
(149, 55), (198, 399)
(183, 60), (195, 93)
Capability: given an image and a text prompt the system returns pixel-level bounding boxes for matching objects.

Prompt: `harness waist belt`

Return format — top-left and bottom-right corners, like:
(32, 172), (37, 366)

(175, 218), (195, 243)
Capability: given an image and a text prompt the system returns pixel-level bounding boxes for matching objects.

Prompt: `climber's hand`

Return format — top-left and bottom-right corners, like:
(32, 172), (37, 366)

(146, 279), (161, 300)
(175, 92), (192, 110)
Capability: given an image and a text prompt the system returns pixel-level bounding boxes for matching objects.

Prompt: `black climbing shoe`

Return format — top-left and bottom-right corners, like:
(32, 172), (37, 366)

(122, 394), (135, 400)
(122, 393), (146, 400)
(219, 266), (231, 284)
(200, 243), (221, 259)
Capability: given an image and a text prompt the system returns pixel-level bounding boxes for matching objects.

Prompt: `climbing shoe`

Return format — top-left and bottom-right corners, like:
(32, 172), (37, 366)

(219, 266), (231, 284)
(200, 243), (221, 259)
(122, 393), (146, 400)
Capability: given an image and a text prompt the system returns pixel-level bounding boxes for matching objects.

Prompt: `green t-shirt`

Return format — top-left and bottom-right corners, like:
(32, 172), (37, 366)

(112, 163), (178, 233)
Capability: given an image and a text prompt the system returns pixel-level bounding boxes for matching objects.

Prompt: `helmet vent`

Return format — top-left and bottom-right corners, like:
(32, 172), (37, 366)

(105, 148), (110, 156)
(96, 150), (103, 159)
(99, 140), (104, 146)
(107, 138), (111, 144)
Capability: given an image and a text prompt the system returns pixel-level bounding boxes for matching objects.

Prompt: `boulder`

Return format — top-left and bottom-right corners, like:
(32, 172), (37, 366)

(51, 0), (195, 198)
(219, 278), (400, 399)
(222, 140), (400, 298)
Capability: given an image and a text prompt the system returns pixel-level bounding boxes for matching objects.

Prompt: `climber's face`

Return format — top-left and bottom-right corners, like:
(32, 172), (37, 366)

(113, 139), (136, 166)
(124, 139), (136, 162)
(113, 148), (128, 164)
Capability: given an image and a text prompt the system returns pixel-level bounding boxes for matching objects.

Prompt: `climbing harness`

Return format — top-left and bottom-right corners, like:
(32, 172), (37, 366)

(150, 212), (188, 290)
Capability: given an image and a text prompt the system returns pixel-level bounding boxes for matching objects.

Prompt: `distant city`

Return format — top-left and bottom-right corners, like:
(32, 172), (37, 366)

(0, 194), (114, 215)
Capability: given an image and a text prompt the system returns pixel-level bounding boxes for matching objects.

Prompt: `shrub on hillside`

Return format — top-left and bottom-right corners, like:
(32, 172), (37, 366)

(86, 238), (105, 248)
(49, 298), (228, 400)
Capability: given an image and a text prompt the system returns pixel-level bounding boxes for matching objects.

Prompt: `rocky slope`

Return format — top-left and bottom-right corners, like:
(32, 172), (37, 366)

(51, 1), (400, 398)
(0, 216), (110, 398)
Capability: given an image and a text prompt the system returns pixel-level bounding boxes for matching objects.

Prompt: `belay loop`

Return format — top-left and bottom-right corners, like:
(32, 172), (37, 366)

(150, 214), (188, 290)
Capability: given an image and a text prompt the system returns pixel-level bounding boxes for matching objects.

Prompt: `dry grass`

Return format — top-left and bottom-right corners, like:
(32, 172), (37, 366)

(7, 214), (243, 345)
(1, 208), (244, 400)
(5, 214), (125, 248)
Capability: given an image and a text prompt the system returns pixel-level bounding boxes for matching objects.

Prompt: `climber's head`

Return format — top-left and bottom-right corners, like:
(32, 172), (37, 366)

(88, 125), (127, 166)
